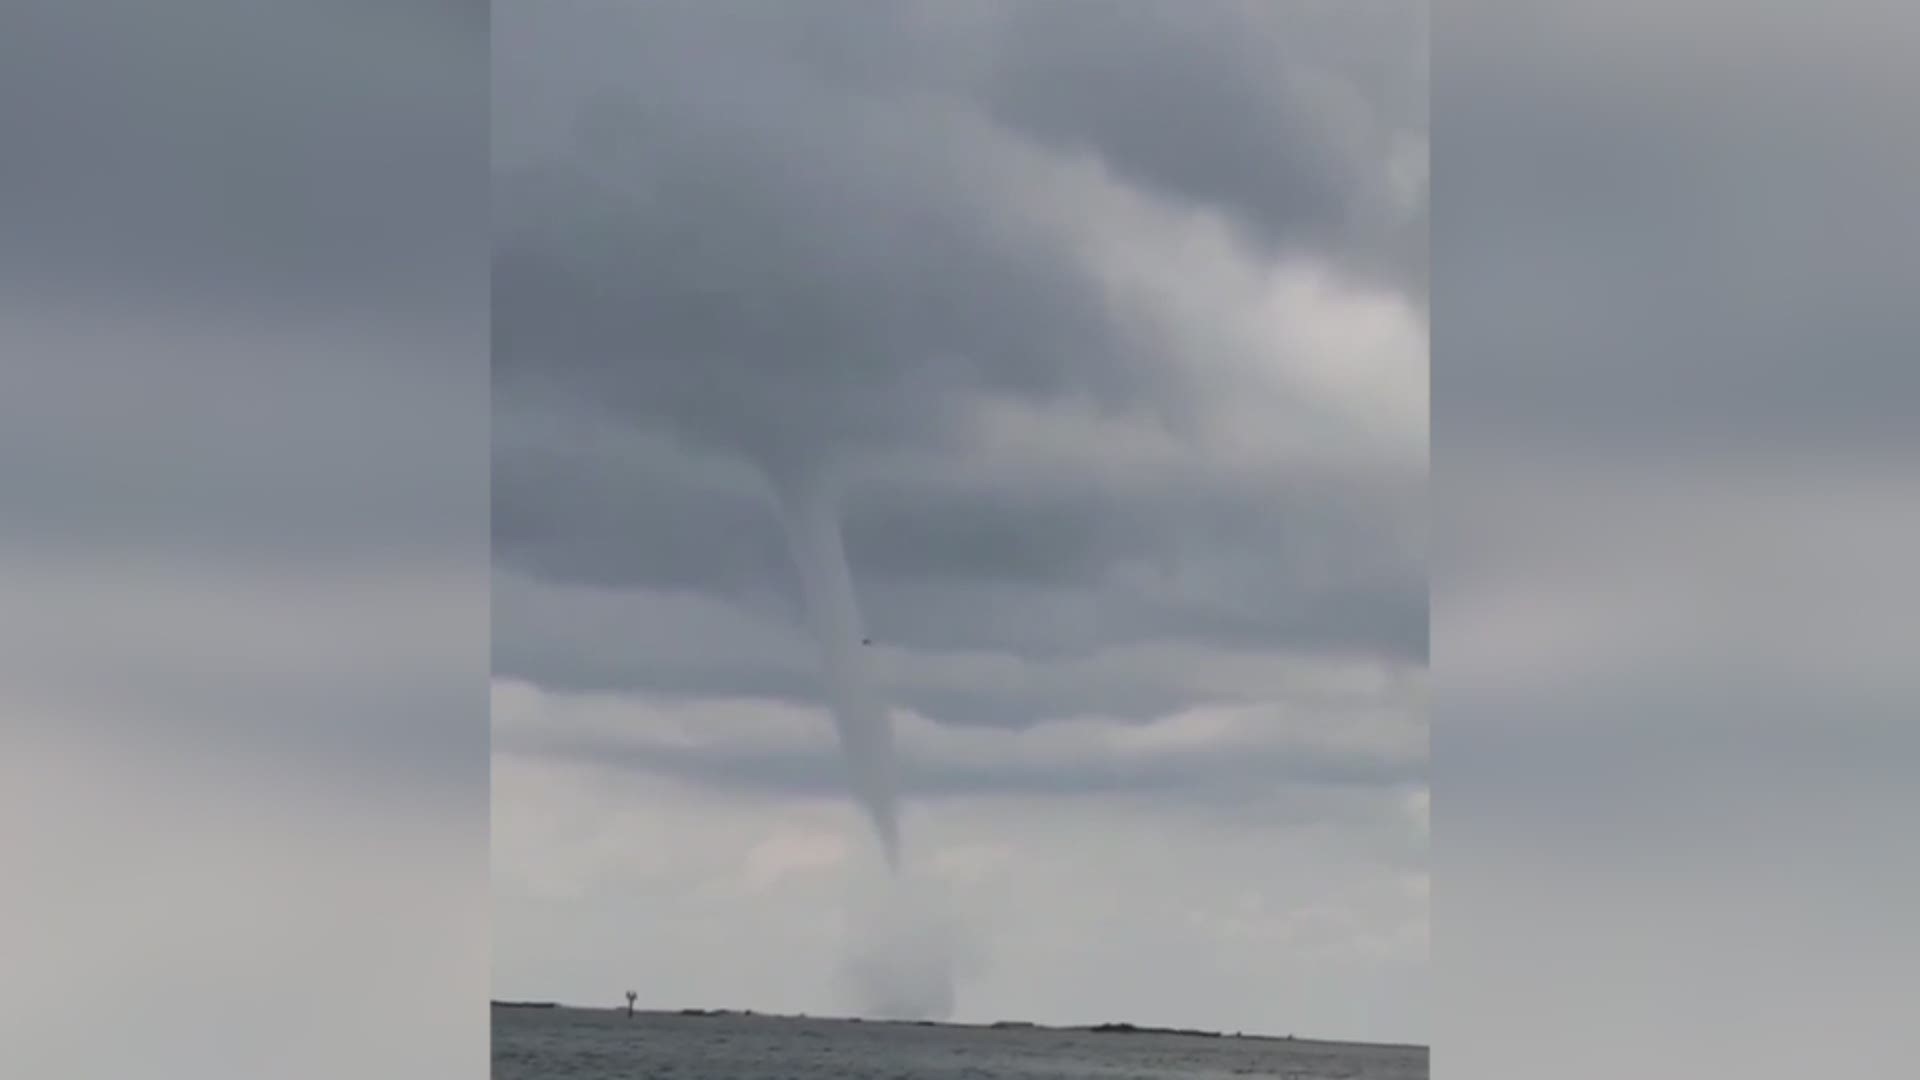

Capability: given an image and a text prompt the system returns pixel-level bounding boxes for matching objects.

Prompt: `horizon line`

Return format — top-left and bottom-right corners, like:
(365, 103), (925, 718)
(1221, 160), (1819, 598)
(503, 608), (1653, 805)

(488, 999), (1429, 1052)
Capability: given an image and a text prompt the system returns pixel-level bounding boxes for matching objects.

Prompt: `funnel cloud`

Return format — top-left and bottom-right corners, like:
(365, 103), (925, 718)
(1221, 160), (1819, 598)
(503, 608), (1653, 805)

(774, 467), (962, 1017)
(772, 468), (902, 868)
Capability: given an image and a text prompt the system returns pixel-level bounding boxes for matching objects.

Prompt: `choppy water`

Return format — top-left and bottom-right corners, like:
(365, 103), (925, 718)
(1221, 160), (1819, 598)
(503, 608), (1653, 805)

(493, 1006), (1427, 1080)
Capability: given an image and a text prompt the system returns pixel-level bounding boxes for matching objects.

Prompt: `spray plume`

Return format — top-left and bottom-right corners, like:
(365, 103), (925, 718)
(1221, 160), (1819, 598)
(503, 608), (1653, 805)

(839, 865), (976, 1022)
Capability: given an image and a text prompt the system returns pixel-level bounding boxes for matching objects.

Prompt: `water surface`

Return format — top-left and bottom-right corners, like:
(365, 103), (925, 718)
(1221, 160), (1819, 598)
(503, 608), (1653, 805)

(493, 1006), (1428, 1079)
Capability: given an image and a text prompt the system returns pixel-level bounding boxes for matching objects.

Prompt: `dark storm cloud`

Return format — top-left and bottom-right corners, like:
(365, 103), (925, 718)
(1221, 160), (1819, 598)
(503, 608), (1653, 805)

(978, 0), (1427, 298)
(490, 409), (1425, 718)
(492, 2), (1426, 758)
(494, 405), (1418, 615)
(492, 85), (1180, 472)
(493, 0), (1420, 467)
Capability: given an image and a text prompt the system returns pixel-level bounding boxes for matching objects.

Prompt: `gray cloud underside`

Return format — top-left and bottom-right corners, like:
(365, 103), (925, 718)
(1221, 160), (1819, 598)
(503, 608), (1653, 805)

(494, 0), (1421, 463)
(493, 423), (1425, 679)
(492, 1), (1428, 790)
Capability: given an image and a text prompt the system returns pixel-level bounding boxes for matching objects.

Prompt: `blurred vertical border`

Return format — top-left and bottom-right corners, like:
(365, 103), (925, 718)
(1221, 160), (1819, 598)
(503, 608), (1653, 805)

(0, 2), (489, 1077)
(1435, 2), (1917, 1077)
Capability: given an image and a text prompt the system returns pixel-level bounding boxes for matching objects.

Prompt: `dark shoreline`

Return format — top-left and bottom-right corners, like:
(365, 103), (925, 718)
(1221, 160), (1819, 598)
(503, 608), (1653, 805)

(489, 1002), (1427, 1053)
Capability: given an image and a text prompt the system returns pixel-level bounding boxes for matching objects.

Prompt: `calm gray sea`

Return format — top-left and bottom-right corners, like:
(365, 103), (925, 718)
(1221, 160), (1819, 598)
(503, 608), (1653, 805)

(493, 1007), (1428, 1080)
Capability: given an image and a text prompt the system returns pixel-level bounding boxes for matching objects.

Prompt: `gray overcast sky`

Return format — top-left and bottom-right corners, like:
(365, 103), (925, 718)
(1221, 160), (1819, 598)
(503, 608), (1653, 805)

(492, 0), (1428, 1043)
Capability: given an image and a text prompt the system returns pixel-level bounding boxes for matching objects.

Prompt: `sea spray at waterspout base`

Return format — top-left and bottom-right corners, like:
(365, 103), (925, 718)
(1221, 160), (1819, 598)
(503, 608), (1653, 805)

(772, 471), (902, 870)
(839, 863), (977, 1022)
